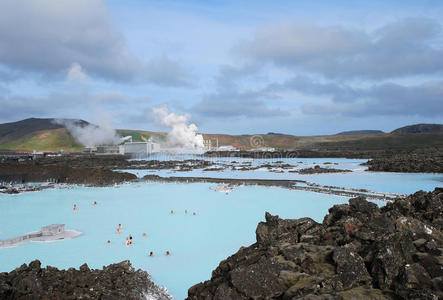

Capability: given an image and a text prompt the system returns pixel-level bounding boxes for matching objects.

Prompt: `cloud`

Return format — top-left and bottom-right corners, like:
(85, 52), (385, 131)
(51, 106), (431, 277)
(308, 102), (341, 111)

(300, 80), (443, 117)
(0, 0), (190, 86)
(191, 62), (289, 120)
(193, 90), (288, 119)
(145, 56), (192, 87)
(0, 90), (147, 124)
(0, 0), (141, 81)
(236, 18), (443, 79)
(66, 63), (87, 81)
(266, 76), (359, 103)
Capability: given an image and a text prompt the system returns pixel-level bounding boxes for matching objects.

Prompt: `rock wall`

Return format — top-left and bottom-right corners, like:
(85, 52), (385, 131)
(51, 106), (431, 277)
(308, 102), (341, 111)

(187, 188), (443, 299)
(0, 260), (171, 300)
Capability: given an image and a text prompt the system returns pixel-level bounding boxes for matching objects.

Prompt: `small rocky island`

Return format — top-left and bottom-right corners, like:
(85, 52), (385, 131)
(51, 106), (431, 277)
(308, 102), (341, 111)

(297, 165), (352, 174)
(187, 188), (443, 299)
(0, 260), (171, 299)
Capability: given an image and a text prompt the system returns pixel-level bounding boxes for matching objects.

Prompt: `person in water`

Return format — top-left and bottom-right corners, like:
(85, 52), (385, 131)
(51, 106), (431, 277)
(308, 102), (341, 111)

(116, 224), (122, 234)
(94, 201), (97, 206)
(170, 210), (174, 214)
(149, 251), (154, 257)
(107, 240), (110, 245)
(166, 251), (170, 256)
(185, 209), (188, 214)
(73, 204), (77, 211)
(129, 234), (133, 241)
(143, 233), (147, 237)
(193, 212), (196, 216)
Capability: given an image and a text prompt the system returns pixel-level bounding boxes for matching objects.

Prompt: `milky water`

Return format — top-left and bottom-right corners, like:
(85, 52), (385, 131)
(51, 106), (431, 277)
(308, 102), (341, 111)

(127, 156), (443, 194)
(0, 183), (352, 299)
(0, 157), (442, 299)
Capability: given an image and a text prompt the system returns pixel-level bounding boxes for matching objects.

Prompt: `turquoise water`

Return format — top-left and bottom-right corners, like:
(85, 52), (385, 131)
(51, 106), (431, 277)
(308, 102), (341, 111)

(126, 157), (442, 194)
(1, 182), (351, 299)
(1, 156), (442, 299)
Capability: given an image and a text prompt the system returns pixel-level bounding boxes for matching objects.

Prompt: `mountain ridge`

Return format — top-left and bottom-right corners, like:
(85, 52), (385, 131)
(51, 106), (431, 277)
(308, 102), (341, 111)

(0, 118), (442, 151)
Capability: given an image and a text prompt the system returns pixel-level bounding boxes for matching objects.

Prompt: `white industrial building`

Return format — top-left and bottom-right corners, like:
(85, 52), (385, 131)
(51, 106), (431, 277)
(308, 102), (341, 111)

(120, 141), (161, 156)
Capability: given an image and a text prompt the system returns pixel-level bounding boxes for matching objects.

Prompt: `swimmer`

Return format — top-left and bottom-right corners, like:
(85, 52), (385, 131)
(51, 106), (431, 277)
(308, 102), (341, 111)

(166, 251), (170, 256)
(125, 238), (131, 246)
(107, 240), (110, 245)
(94, 201), (97, 206)
(149, 251), (154, 257)
(170, 210), (174, 214)
(143, 233), (147, 237)
(129, 234), (133, 241)
(193, 212), (196, 216)
(73, 204), (77, 211)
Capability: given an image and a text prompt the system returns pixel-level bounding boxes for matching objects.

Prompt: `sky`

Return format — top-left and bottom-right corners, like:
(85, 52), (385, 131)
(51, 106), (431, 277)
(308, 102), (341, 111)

(0, 0), (442, 135)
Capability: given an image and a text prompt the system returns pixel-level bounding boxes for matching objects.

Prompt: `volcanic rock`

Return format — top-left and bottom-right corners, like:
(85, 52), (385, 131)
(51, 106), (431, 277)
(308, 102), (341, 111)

(187, 188), (443, 299)
(0, 260), (171, 299)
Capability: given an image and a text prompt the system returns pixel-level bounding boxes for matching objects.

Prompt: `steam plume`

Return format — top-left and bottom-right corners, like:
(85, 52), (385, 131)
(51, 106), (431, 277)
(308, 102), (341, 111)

(152, 105), (204, 150)
(53, 118), (120, 147)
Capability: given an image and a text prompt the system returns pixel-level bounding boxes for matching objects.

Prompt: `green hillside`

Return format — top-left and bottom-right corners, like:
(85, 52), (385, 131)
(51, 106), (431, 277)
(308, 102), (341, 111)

(0, 118), (442, 152)
(0, 128), (83, 151)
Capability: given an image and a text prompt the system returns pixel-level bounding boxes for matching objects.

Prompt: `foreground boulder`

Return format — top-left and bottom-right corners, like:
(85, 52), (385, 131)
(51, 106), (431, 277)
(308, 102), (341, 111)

(187, 188), (443, 299)
(0, 260), (171, 300)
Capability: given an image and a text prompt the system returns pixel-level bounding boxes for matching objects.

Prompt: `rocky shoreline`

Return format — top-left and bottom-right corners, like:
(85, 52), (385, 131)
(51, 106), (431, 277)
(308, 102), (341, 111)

(364, 148), (443, 173)
(0, 260), (171, 300)
(143, 175), (403, 201)
(187, 188), (443, 299)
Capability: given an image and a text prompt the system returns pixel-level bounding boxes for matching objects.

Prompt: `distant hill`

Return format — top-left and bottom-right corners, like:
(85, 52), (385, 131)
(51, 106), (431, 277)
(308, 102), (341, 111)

(336, 130), (384, 136)
(0, 118), (166, 151)
(0, 118), (442, 152)
(0, 118), (87, 151)
(391, 124), (443, 134)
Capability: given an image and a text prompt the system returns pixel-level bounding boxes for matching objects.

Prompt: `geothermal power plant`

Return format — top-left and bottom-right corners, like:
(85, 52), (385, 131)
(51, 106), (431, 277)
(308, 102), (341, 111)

(84, 137), (162, 156)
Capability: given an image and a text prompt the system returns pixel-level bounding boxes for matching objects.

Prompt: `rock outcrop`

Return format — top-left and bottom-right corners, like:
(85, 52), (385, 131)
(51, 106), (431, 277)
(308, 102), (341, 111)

(0, 260), (171, 300)
(297, 165), (351, 174)
(365, 148), (443, 173)
(187, 188), (443, 299)
(0, 154), (214, 186)
(0, 163), (137, 186)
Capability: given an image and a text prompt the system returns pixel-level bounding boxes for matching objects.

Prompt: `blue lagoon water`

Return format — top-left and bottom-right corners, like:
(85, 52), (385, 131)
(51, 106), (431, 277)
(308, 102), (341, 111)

(1, 157), (442, 299)
(0, 183), (351, 298)
(127, 157), (443, 194)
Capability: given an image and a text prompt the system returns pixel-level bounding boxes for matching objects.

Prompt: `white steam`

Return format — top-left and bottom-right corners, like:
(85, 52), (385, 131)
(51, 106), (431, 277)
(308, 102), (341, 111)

(54, 118), (120, 147)
(152, 105), (204, 150)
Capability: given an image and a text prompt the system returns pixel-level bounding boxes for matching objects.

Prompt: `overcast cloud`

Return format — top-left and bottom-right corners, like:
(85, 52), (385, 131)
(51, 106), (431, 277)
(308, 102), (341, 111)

(237, 18), (443, 79)
(0, 0), (189, 86)
(0, 1), (442, 134)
